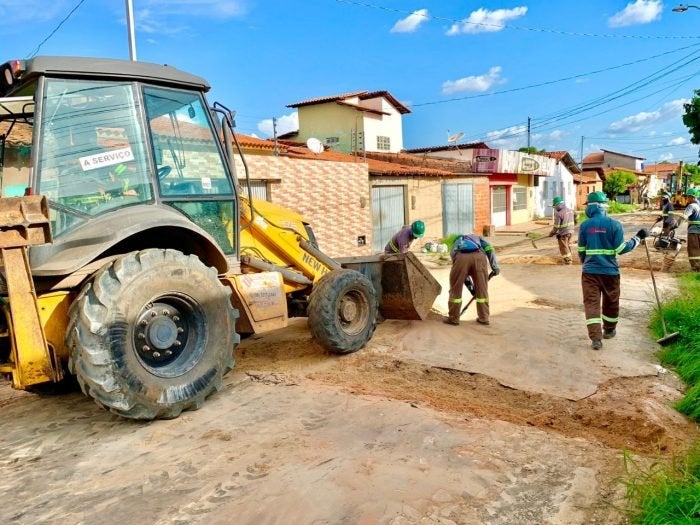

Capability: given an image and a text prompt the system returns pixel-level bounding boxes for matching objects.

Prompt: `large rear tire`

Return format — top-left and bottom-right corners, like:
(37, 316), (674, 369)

(308, 269), (377, 354)
(67, 249), (239, 419)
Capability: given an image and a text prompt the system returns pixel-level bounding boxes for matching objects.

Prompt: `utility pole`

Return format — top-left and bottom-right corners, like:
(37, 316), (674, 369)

(125, 0), (137, 61)
(272, 117), (279, 156)
(527, 117), (531, 151)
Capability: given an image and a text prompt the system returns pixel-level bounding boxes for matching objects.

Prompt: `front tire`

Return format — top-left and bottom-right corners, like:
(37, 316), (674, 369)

(308, 269), (377, 355)
(67, 249), (239, 419)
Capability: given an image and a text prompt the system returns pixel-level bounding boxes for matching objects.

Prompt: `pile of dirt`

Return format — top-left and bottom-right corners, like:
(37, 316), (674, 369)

(306, 353), (695, 456)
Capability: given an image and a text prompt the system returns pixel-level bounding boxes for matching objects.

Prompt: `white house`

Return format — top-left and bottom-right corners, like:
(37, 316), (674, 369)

(538, 151), (581, 217)
(284, 90), (410, 154)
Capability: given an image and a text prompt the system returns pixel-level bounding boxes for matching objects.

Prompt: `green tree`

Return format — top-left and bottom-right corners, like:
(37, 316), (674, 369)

(684, 163), (700, 186)
(682, 90), (700, 144)
(604, 170), (636, 198)
(518, 146), (546, 154)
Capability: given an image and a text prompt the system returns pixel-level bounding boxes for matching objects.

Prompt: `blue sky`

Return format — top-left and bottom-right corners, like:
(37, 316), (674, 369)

(2, 0), (700, 165)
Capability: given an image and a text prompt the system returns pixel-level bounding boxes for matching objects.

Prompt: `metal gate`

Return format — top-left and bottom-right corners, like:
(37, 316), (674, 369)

(442, 183), (474, 236)
(491, 186), (507, 227)
(371, 185), (406, 252)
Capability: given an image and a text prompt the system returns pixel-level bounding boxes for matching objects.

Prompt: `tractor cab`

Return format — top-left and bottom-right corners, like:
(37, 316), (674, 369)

(0, 57), (238, 276)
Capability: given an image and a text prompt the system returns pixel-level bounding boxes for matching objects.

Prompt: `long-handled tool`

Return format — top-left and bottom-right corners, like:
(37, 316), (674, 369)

(643, 239), (680, 346)
(529, 232), (578, 250)
(460, 271), (495, 315)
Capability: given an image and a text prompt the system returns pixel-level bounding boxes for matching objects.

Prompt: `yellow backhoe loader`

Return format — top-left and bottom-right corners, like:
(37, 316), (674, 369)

(0, 57), (440, 419)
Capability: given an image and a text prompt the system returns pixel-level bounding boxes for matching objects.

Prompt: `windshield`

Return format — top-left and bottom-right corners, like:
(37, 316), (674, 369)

(37, 79), (153, 236)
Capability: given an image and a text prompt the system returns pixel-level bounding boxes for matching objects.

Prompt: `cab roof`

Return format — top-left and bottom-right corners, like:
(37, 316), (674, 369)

(7, 56), (210, 95)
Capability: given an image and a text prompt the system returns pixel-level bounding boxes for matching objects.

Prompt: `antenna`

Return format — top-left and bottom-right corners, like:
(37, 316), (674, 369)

(306, 137), (323, 154)
(447, 131), (464, 144)
(447, 130), (464, 156)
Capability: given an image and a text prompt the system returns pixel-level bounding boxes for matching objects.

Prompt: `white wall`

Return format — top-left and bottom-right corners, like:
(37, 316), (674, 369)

(535, 162), (575, 218)
(360, 98), (404, 153)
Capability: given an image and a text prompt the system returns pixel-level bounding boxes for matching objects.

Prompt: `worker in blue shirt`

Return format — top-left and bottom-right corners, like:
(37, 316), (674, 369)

(578, 192), (647, 350)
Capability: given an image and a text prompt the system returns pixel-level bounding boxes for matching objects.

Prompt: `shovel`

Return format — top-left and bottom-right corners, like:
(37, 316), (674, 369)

(643, 239), (680, 346)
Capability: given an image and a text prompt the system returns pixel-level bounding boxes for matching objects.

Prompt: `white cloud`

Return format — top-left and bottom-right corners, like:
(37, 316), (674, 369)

(447, 6), (527, 35)
(442, 66), (506, 95)
(136, 1), (246, 33)
(483, 125), (527, 149)
(668, 137), (687, 146)
(391, 9), (429, 33)
(143, 0), (246, 18)
(0, 0), (69, 23)
(607, 98), (689, 134)
(658, 152), (674, 161)
(257, 112), (298, 137)
(608, 0), (662, 28)
(548, 130), (565, 141)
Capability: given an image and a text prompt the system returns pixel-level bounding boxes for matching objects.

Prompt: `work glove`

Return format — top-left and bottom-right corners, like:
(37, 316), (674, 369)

(490, 267), (500, 277)
(636, 228), (649, 240)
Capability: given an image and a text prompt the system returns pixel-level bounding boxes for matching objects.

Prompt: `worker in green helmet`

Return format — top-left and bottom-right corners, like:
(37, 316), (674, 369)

(677, 188), (700, 271)
(578, 191), (647, 350)
(384, 220), (425, 254)
(548, 196), (576, 265)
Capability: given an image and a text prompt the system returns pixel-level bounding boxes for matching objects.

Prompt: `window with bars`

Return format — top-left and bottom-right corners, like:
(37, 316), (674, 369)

(513, 185), (527, 210)
(376, 136), (391, 151)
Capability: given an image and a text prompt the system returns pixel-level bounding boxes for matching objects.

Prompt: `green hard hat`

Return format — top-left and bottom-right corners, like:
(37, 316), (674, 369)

(686, 188), (697, 197)
(587, 191), (608, 204)
(552, 197), (563, 206)
(411, 220), (425, 238)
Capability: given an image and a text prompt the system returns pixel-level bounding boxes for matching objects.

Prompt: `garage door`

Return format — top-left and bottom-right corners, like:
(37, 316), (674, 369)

(371, 185), (406, 253)
(491, 186), (507, 227)
(442, 183), (474, 236)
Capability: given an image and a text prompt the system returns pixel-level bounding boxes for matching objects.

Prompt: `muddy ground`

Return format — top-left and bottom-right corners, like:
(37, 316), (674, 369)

(1, 212), (698, 525)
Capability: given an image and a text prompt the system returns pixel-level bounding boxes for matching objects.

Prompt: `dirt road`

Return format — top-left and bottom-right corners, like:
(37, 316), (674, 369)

(1, 212), (697, 525)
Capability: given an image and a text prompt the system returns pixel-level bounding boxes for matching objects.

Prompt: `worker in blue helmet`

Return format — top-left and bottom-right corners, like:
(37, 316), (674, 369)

(384, 220), (425, 254)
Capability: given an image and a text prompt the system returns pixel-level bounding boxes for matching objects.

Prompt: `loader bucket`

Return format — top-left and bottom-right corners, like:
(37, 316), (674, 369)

(337, 252), (441, 320)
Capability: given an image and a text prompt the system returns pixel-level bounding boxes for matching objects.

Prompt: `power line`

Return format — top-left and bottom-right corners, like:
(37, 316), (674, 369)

(26, 0), (89, 58)
(335, 0), (700, 40)
(412, 43), (700, 108)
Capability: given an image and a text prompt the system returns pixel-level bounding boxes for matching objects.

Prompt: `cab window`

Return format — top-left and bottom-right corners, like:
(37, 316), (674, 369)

(143, 86), (233, 197)
(37, 79), (153, 236)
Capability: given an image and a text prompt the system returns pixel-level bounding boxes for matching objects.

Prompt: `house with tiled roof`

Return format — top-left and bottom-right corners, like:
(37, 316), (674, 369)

(643, 161), (676, 196)
(582, 149), (645, 173)
(406, 143), (570, 225)
(285, 90), (410, 155)
(0, 121), (33, 195)
(538, 151), (581, 216)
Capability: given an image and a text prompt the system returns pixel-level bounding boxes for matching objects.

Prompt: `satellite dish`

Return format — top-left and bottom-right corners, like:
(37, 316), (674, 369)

(306, 137), (323, 154)
(447, 131), (464, 143)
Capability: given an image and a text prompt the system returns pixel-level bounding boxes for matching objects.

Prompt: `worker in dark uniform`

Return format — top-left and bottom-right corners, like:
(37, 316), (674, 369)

(548, 196), (576, 265)
(578, 191), (647, 350)
(660, 193), (676, 236)
(444, 233), (499, 326)
(679, 188), (700, 272)
(384, 220), (425, 254)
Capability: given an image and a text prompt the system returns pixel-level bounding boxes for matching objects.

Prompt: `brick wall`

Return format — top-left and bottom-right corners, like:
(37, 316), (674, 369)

(371, 175), (491, 239)
(472, 177), (491, 235)
(234, 155), (372, 258)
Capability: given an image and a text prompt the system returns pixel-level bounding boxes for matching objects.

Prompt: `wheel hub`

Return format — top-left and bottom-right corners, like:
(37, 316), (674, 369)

(339, 297), (358, 322)
(135, 302), (186, 366)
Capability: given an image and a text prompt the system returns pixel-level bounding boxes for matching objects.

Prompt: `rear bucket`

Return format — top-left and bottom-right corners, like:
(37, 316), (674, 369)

(337, 252), (442, 320)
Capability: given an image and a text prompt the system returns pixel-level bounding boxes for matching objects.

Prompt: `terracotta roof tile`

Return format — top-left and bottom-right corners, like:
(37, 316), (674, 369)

(287, 90), (410, 114)
(0, 121), (32, 145)
(582, 152), (604, 164)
